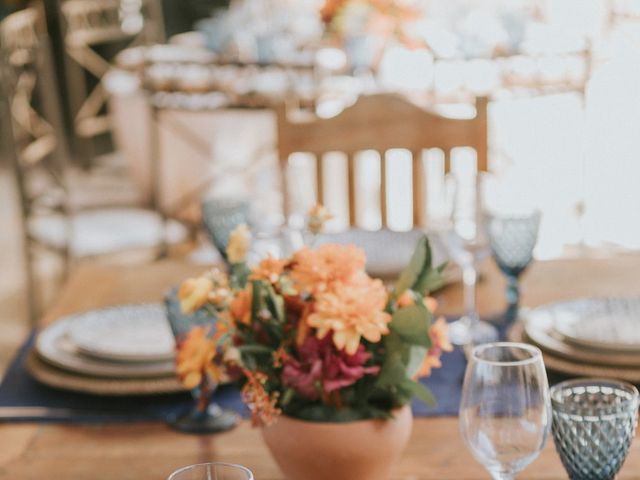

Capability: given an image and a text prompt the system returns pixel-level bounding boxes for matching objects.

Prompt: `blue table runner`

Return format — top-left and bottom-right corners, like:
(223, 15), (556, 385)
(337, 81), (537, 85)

(0, 333), (465, 423)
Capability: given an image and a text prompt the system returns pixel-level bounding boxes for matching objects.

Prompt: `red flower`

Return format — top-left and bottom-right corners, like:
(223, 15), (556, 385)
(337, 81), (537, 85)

(281, 335), (380, 401)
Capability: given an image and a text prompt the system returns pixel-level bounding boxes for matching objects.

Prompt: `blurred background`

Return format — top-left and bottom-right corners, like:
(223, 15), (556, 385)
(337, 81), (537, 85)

(2, 0), (640, 373)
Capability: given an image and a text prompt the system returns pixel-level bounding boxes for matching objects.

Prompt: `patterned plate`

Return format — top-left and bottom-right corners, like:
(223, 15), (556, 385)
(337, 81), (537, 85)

(66, 304), (176, 362)
(36, 316), (176, 378)
(316, 229), (453, 282)
(509, 321), (640, 384)
(549, 298), (640, 352)
(523, 306), (640, 367)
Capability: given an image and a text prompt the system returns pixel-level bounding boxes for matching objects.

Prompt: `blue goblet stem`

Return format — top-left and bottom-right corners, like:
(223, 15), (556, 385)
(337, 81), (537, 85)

(505, 274), (520, 307)
(502, 274), (521, 325)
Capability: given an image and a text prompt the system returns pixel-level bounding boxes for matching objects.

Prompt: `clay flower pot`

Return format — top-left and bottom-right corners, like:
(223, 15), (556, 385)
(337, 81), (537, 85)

(261, 406), (412, 480)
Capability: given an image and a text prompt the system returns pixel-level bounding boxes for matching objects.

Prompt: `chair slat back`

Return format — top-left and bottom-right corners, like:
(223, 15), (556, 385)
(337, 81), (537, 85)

(1, 7), (70, 218)
(60, 0), (165, 152)
(277, 94), (488, 228)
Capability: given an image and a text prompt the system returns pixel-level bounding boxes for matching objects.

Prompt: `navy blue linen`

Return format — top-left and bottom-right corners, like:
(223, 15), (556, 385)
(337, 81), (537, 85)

(0, 333), (464, 423)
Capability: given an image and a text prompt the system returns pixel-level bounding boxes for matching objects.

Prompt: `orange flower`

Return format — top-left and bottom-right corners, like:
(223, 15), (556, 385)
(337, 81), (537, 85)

(424, 296), (438, 313)
(178, 277), (214, 313)
(175, 326), (222, 389)
(307, 203), (334, 235)
(290, 244), (366, 295)
(226, 223), (251, 264)
(429, 316), (453, 354)
(320, 0), (347, 23)
(416, 353), (443, 378)
(230, 285), (252, 325)
(241, 368), (281, 426)
(397, 291), (437, 312)
(397, 290), (415, 307)
(250, 256), (287, 284)
(416, 317), (453, 378)
(307, 273), (391, 355)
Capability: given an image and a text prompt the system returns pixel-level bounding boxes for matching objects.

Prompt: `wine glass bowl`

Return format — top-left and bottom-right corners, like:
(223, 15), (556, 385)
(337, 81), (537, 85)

(550, 379), (639, 480)
(168, 462), (254, 480)
(460, 342), (551, 480)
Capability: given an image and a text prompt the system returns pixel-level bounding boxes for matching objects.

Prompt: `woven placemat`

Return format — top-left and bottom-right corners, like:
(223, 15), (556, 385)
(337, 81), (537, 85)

(509, 322), (640, 384)
(26, 349), (187, 396)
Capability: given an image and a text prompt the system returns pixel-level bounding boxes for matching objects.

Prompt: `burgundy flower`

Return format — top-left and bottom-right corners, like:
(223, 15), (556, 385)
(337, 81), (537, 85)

(281, 335), (380, 400)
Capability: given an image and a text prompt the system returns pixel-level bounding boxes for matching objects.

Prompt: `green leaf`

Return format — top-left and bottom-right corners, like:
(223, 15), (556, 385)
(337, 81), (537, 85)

(413, 261), (448, 296)
(400, 379), (436, 407)
(250, 280), (263, 321)
(265, 284), (285, 324)
(375, 348), (407, 388)
(237, 344), (273, 355)
(394, 236), (430, 298)
(405, 345), (429, 378)
(230, 262), (251, 289)
(389, 304), (432, 348)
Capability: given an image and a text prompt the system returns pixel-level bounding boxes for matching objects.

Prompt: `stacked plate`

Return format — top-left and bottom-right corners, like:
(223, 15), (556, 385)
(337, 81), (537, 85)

(510, 298), (640, 383)
(29, 304), (185, 395)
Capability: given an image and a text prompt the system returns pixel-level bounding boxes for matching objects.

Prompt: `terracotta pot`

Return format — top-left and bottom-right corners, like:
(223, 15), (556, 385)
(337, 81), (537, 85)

(261, 406), (412, 480)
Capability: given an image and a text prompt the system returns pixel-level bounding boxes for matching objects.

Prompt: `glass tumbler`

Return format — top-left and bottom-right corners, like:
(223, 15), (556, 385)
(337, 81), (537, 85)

(168, 462), (254, 480)
(550, 379), (639, 480)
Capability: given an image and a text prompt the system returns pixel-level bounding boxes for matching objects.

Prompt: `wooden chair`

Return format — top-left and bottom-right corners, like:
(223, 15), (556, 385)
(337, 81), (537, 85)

(277, 94), (489, 228)
(1, 7), (183, 326)
(60, 0), (164, 168)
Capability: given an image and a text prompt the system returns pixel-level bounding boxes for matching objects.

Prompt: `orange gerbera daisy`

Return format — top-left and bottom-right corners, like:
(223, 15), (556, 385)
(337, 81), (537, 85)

(290, 244), (366, 295)
(307, 273), (391, 354)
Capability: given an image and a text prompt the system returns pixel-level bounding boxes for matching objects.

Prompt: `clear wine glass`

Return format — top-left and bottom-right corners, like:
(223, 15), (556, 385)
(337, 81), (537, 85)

(460, 342), (551, 480)
(488, 211), (541, 323)
(445, 174), (498, 345)
(168, 462), (254, 480)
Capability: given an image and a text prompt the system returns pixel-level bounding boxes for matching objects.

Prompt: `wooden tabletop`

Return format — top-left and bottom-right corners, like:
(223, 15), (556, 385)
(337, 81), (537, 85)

(2, 255), (640, 479)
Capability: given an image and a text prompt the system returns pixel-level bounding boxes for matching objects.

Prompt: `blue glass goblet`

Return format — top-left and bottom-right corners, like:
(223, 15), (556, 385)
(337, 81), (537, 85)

(165, 289), (238, 434)
(488, 211), (540, 323)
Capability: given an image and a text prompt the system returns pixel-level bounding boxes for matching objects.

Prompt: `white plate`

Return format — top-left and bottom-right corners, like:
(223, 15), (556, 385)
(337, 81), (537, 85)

(523, 305), (640, 367)
(316, 229), (452, 281)
(36, 317), (176, 379)
(65, 304), (176, 363)
(550, 297), (640, 352)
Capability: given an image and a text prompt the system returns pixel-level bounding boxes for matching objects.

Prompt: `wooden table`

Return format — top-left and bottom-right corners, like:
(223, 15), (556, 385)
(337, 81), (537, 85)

(2, 256), (640, 479)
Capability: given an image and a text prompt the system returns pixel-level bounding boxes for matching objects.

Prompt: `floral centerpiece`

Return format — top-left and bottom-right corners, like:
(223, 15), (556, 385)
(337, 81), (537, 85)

(321, 0), (419, 40)
(176, 206), (451, 479)
(319, 0), (423, 69)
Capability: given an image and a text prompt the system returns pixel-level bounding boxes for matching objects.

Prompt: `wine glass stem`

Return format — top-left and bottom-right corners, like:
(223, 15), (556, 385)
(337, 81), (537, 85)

(506, 275), (520, 307)
(463, 264), (479, 326)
